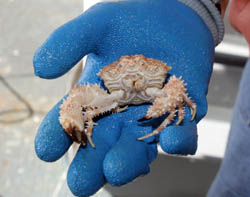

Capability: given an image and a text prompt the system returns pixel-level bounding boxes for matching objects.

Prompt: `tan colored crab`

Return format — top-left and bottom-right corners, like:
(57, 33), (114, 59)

(59, 55), (196, 148)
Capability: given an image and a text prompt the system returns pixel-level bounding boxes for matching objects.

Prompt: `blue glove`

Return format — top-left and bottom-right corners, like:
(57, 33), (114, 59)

(34, 0), (215, 196)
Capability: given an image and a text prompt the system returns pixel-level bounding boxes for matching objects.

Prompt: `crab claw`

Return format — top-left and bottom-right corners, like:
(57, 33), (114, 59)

(70, 129), (88, 147)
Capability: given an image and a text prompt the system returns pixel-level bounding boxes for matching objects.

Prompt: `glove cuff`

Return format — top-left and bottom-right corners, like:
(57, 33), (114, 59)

(178, 0), (224, 46)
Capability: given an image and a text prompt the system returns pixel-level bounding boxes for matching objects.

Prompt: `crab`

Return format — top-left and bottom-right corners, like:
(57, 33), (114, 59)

(59, 55), (196, 148)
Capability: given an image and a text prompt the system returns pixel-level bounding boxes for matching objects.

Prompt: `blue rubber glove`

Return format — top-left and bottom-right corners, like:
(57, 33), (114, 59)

(34, 0), (215, 196)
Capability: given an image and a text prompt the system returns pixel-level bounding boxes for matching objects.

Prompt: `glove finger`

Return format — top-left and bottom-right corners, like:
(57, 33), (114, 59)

(159, 107), (198, 155)
(67, 146), (107, 197)
(67, 114), (122, 197)
(35, 99), (72, 162)
(33, 3), (111, 79)
(159, 121), (197, 155)
(103, 131), (157, 186)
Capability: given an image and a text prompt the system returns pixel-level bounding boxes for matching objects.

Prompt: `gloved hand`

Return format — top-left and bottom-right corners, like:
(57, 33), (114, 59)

(34, 0), (217, 196)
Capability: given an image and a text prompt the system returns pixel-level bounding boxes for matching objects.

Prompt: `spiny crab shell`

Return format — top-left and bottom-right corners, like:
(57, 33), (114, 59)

(97, 55), (171, 105)
(59, 55), (196, 148)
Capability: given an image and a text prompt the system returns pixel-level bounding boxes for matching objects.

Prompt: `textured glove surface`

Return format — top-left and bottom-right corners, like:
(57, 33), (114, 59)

(34, 0), (214, 196)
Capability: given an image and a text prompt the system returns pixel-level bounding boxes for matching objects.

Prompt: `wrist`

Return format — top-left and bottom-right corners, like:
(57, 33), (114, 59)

(178, 0), (224, 46)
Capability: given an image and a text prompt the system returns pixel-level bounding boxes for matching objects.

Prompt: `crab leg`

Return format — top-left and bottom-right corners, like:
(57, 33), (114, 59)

(137, 110), (176, 141)
(86, 133), (95, 149)
(83, 111), (98, 148)
(138, 115), (151, 122)
(183, 95), (196, 121)
(176, 103), (185, 125)
(83, 105), (128, 149)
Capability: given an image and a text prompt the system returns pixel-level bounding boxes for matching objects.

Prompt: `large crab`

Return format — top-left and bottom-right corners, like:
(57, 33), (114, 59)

(59, 55), (196, 148)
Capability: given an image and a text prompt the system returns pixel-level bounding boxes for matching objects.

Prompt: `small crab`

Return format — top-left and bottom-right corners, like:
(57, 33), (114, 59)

(59, 55), (196, 148)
